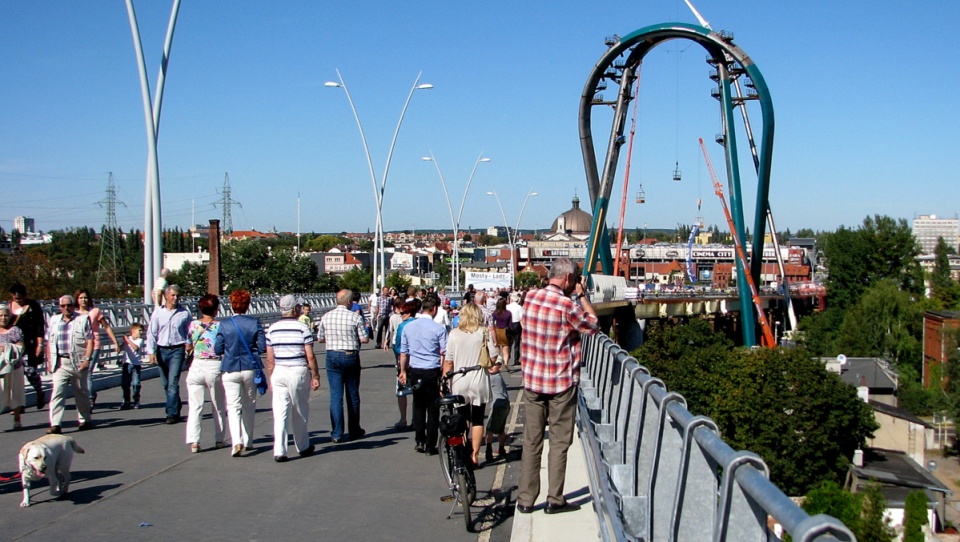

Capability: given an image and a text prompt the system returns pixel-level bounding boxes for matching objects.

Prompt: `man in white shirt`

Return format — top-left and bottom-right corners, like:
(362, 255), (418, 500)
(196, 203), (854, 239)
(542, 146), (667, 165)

(46, 295), (94, 434)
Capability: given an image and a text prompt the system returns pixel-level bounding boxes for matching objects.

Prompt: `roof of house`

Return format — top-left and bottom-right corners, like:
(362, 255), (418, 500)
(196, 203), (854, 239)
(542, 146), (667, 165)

(850, 448), (951, 505)
(821, 357), (898, 391)
(868, 400), (932, 428)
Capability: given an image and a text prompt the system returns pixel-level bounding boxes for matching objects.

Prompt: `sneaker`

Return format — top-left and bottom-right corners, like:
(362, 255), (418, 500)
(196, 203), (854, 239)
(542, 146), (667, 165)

(119, 402), (133, 411)
(414, 443), (425, 453)
(132, 402), (141, 409)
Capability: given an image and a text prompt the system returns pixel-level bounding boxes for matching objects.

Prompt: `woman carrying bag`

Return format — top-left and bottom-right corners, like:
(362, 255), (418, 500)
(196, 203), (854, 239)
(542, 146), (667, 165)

(214, 290), (266, 457)
(443, 302), (499, 468)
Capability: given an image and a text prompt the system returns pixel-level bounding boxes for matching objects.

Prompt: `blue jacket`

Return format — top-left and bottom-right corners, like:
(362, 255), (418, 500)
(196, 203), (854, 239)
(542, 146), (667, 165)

(215, 315), (266, 372)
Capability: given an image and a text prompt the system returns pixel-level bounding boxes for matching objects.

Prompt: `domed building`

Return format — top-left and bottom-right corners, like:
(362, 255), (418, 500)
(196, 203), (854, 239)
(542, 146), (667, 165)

(549, 195), (593, 237)
(521, 194), (594, 272)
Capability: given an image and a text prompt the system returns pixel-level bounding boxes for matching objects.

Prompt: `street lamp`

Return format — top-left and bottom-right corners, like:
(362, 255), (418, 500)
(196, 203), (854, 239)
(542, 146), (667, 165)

(486, 190), (515, 288)
(325, 70), (433, 292)
(422, 152), (491, 291)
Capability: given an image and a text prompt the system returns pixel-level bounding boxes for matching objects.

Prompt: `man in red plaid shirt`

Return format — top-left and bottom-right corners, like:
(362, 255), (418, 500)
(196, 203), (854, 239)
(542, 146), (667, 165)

(516, 258), (598, 515)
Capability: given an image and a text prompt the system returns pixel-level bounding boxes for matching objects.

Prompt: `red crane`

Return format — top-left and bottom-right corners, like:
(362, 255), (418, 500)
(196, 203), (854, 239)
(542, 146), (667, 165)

(698, 138), (776, 347)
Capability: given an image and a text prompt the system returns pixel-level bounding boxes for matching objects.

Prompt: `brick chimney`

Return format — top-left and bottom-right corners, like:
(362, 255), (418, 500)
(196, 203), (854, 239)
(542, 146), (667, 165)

(207, 219), (222, 295)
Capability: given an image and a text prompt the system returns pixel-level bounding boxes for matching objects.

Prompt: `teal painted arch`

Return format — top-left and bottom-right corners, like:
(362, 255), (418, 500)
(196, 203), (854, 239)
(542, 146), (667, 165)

(578, 23), (775, 346)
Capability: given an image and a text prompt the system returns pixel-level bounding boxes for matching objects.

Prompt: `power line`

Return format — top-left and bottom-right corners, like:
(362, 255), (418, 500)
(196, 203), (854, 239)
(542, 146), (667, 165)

(213, 172), (242, 234)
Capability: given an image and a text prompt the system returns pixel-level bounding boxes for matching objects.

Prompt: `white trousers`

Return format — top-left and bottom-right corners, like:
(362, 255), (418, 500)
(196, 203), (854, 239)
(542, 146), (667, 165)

(0, 365), (25, 411)
(221, 370), (256, 448)
(49, 355), (91, 427)
(271, 365), (311, 457)
(185, 358), (226, 445)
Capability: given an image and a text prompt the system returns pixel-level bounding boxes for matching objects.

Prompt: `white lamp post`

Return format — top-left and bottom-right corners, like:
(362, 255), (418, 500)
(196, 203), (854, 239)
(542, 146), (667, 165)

(422, 152), (491, 291)
(485, 190), (515, 288)
(514, 189), (539, 282)
(325, 71), (433, 292)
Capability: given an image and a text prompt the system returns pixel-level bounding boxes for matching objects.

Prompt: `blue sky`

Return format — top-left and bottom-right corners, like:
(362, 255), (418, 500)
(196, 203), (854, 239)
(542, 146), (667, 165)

(1, 1), (958, 238)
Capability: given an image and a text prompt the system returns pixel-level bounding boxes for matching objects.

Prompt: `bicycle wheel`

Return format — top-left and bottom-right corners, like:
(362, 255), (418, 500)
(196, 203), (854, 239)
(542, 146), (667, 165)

(457, 469), (473, 531)
(439, 440), (454, 488)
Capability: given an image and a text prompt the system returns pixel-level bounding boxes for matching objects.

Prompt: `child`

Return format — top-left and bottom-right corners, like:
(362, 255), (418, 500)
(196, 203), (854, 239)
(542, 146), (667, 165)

(120, 322), (145, 410)
(485, 366), (511, 462)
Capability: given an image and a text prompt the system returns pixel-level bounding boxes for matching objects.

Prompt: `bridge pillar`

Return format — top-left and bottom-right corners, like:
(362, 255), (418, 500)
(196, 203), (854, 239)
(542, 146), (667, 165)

(614, 306), (644, 351)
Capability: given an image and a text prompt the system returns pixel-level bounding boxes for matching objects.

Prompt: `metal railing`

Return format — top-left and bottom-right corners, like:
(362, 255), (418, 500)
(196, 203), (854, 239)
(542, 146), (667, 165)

(577, 333), (856, 542)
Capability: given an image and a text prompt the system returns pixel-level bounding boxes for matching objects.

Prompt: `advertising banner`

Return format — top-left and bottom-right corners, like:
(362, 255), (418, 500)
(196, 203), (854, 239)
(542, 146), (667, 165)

(465, 271), (511, 290)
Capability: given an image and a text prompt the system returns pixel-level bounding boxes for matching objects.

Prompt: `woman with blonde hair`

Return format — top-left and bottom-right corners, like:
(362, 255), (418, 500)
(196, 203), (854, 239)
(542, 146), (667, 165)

(443, 302), (499, 467)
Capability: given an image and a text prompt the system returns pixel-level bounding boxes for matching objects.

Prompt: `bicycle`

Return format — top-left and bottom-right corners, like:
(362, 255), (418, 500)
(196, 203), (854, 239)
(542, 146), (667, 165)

(436, 364), (483, 532)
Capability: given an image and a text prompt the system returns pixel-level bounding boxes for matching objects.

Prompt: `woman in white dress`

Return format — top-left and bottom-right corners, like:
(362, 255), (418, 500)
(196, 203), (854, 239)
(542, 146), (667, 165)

(443, 302), (500, 468)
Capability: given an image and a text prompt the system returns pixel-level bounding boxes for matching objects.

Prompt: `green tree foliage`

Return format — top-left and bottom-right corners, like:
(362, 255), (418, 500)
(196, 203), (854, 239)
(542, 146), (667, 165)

(931, 237), (960, 309)
(385, 271), (411, 292)
(902, 490), (928, 542)
(634, 321), (877, 495)
(306, 235), (349, 252)
(265, 248), (318, 292)
(315, 273), (340, 293)
(516, 270), (541, 288)
(835, 279), (923, 370)
(168, 262), (209, 297)
(823, 216), (922, 310)
(433, 259), (450, 288)
(800, 482), (894, 542)
(220, 240), (271, 292)
(858, 484), (895, 542)
(801, 481), (862, 537)
(339, 267), (372, 293)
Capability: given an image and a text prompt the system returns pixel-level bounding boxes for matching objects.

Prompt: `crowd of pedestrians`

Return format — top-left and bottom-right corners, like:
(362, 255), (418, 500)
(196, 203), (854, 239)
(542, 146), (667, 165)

(3, 258), (597, 516)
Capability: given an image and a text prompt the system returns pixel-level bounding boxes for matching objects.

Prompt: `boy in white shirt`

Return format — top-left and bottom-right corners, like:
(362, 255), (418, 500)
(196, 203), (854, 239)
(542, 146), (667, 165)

(120, 322), (145, 410)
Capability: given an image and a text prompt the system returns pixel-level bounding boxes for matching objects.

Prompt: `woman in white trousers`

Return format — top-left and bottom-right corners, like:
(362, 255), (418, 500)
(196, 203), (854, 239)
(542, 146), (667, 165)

(185, 294), (226, 452)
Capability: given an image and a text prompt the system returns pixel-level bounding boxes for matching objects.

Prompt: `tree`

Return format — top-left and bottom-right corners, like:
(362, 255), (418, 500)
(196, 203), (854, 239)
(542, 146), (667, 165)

(634, 321), (877, 495)
(516, 270), (541, 288)
(858, 484), (895, 542)
(434, 259), (450, 288)
(314, 272), (340, 293)
(931, 236), (960, 309)
(339, 267), (372, 293)
(265, 248), (319, 292)
(835, 279), (923, 370)
(306, 234), (348, 252)
(168, 262), (209, 296)
(801, 481), (862, 537)
(902, 490), (928, 542)
(385, 271), (411, 292)
(220, 239), (271, 292)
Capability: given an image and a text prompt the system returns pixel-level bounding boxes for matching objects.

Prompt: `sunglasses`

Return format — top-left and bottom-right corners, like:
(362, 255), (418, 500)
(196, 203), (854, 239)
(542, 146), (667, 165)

(59, 303), (74, 307)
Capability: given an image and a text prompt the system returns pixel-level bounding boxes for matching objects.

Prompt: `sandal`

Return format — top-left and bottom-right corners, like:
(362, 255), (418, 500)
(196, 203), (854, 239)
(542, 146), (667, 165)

(190, 443), (200, 454)
(232, 444), (243, 457)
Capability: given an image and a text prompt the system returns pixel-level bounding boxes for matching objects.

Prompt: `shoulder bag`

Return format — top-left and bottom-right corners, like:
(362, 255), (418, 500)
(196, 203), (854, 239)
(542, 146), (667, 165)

(478, 328), (493, 369)
(229, 317), (268, 396)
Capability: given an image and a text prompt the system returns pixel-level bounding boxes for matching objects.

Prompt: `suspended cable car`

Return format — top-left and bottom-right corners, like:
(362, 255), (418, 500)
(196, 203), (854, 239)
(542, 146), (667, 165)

(635, 185), (646, 204)
(672, 161), (682, 181)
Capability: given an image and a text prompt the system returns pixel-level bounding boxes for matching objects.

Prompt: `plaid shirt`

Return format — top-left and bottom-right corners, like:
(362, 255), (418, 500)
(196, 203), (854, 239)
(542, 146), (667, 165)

(319, 305), (367, 351)
(520, 285), (599, 394)
(376, 294), (393, 320)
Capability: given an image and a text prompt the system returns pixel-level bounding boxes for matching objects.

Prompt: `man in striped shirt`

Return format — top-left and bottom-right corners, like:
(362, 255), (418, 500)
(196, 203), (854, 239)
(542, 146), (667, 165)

(516, 258), (598, 515)
(318, 289), (369, 443)
(265, 295), (321, 461)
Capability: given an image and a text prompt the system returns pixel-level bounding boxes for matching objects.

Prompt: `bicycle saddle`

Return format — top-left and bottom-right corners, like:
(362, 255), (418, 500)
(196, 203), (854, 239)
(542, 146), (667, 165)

(437, 394), (466, 407)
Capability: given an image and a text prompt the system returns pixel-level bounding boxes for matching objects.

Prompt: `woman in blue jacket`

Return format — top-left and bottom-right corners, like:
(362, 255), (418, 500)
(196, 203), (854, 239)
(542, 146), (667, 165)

(215, 290), (266, 457)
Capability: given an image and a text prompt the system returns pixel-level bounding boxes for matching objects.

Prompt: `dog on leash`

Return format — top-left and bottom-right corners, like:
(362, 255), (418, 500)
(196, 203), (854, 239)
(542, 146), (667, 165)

(19, 434), (85, 507)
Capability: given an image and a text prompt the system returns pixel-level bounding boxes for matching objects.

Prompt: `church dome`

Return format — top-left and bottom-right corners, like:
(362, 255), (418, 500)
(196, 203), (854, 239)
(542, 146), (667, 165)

(550, 195), (593, 234)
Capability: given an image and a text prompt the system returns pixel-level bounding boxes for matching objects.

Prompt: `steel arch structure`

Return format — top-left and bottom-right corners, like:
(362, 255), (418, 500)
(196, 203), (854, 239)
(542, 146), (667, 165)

(580, 23), (774, 346)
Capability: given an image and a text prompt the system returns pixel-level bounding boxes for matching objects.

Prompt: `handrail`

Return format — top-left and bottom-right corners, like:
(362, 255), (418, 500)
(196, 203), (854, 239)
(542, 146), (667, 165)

(577, 333), (856, 541)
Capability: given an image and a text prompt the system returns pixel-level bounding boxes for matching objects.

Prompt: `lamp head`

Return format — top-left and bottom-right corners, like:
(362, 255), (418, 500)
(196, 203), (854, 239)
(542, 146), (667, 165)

(324, 82), (341, 88)
(421, 156), (433, 161)
(479, 157), (492, 163)
(485, 191), (495, 196)
(416, 84), (434, 90)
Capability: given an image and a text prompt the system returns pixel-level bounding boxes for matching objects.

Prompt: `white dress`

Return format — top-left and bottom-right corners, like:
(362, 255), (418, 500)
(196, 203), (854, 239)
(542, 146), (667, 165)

(444, 328), (496, 406)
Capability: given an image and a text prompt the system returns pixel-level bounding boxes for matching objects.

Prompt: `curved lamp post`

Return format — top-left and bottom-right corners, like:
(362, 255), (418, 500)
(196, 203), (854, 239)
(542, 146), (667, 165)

(422, 152), (491, 291)
(325, 71), (433, 292)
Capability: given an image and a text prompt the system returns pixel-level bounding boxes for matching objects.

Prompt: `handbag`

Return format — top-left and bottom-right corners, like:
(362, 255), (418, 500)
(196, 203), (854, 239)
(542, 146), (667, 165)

(229, 317), (268, 396)
(478, 328), (493, 369)
(185, 322), (211, 370)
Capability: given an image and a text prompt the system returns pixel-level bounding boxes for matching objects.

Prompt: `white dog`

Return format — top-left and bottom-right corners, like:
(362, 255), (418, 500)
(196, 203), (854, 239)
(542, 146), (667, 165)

(19, 434), (85, 507)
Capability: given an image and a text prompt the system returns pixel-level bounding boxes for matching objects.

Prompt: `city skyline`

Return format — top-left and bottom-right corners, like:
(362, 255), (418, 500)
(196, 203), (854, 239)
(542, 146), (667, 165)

(2, 1), (958, 238)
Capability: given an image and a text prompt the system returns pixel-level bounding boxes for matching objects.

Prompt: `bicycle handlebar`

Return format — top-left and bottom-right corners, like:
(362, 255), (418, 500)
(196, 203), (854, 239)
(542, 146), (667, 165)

(442, 364), (484, 380)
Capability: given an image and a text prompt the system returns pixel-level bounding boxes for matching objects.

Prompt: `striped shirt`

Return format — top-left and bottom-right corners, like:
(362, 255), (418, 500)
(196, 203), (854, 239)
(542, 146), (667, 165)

(520, 285), (599, 394)
(319, 305), (367, 351)
(266, 318), (313, 366)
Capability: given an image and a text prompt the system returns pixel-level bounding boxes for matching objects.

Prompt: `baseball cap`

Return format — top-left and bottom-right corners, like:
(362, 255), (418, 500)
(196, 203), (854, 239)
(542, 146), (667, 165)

(279, 294), (297, 313)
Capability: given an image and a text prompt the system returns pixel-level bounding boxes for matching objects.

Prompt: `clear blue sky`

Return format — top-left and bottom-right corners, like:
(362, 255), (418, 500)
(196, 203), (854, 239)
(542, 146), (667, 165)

(2, 1), (957, 238)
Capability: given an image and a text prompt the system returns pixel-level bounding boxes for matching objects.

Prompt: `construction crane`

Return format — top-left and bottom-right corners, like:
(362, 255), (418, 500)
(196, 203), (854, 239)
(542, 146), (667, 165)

(698, 138), (777, 347)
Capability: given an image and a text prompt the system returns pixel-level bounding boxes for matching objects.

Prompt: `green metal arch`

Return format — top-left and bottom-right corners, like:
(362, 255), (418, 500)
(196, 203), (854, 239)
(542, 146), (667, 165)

(579, 22), (775, 346)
